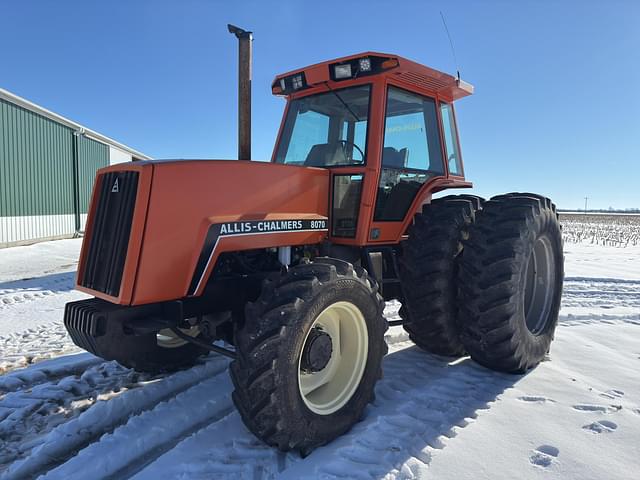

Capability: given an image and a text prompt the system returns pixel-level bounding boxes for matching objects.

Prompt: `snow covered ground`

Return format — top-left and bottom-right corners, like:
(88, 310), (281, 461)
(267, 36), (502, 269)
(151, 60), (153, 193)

(0, 239), (639, 479)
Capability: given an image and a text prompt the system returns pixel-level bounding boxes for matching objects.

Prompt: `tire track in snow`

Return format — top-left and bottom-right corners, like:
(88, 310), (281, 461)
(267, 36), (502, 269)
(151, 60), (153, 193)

(0, 353), (101, 394)
(23, 326), (411, 480)
(40, 371), (235, 480)
(562, 278), (640, 297)
(559, 277), (640, 326)
(1, 356), (229, 480)
(0, 272), (76, 309)
(0, 360), (156, 471)
(563, 276), (640, 285)
(558, 315), (640, 326)
(561, 278), (640, 310)
(0, 322), (81, 375)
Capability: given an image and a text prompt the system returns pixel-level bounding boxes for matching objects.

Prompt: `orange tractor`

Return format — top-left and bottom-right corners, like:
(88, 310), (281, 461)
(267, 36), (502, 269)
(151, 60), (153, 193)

(64, 31), (564, 452)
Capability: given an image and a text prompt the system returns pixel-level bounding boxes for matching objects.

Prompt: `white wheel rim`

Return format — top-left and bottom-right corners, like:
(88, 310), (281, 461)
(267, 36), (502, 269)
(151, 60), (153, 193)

(157, 326), (200, 349)
(298, 301), (369, 415)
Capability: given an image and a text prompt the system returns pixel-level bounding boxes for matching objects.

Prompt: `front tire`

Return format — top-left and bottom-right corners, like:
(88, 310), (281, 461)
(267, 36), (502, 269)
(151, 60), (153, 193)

(230, 258), (387, 453)
(458, 193), (564, 373)
(117, 326), (207, 373)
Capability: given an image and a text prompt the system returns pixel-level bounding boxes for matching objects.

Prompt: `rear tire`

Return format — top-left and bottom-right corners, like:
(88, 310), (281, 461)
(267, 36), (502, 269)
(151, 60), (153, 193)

(230, 258), (387, 453)
(399, 195), (483, 356)
(458, 193), (564, 373)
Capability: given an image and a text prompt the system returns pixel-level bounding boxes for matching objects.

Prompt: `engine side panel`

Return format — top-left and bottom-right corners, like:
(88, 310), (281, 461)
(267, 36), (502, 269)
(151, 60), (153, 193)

(132, 160), (329, 305)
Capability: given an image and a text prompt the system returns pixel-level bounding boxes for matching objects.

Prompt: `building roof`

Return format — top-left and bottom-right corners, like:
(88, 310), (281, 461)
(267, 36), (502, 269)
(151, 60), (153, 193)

(0, 87), (152, 160)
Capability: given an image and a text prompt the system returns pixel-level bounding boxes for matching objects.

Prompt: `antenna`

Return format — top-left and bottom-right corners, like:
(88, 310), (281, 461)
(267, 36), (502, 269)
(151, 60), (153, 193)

(440, 11), (460, 80)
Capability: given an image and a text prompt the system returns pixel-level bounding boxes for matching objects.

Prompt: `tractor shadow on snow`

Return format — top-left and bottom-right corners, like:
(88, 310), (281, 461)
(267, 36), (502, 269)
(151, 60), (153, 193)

(280, 342), (525, 477)
(0, 271), (76, 296)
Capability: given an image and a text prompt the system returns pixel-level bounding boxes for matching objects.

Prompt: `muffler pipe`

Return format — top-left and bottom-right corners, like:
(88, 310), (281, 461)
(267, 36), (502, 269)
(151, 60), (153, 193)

(228, 24), (253, 160)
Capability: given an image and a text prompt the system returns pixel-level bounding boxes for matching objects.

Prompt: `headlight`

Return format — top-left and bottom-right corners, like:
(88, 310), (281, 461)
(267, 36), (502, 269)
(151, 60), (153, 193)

(329, 55), (399, 81)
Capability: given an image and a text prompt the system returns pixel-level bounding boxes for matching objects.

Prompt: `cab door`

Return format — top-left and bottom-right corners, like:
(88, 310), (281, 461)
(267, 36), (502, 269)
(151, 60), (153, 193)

(370, 86), (446, 241)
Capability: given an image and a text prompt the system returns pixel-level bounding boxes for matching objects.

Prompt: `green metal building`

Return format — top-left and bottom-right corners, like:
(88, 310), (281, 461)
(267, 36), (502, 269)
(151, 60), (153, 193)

(0, 88), (151, 248)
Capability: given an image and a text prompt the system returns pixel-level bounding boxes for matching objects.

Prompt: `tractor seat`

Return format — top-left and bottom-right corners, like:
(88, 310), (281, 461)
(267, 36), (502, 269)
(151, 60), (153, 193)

(382, 147), (408, 169)
(304, 143), (347, 167)
(380, 180), (422, 221)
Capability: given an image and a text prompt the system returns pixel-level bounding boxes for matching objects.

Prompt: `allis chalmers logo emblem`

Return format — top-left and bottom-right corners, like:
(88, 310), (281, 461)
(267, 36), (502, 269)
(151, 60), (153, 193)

(111, 178), (119, 193)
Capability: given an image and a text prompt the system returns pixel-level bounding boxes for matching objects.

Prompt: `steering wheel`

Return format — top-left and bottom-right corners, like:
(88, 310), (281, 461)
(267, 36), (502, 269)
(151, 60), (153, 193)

(337, 140), (365, 163)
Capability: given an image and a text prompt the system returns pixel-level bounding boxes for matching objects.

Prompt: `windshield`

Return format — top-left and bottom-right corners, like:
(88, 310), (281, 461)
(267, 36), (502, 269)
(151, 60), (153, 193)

(274, 85), (371, 167)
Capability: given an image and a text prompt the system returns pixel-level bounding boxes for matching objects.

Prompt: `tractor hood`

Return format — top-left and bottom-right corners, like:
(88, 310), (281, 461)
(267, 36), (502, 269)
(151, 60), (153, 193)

(77, 160), (330, 305)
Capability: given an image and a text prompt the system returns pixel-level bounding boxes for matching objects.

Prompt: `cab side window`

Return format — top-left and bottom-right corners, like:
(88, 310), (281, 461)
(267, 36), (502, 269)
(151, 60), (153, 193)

(374, 87), (444, 221)
(440, 102), (462, 175)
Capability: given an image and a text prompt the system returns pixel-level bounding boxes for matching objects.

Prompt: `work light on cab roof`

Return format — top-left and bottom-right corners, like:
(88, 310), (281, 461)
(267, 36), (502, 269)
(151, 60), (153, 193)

(271, 52), (473, 101)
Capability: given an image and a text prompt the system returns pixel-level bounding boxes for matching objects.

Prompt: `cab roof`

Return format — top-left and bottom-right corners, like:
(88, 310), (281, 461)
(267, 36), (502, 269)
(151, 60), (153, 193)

(272, 51), (473, 101)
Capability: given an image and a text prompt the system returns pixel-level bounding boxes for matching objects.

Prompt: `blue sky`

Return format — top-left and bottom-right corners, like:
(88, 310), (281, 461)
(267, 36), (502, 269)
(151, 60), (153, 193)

(2, 1), (638, 209)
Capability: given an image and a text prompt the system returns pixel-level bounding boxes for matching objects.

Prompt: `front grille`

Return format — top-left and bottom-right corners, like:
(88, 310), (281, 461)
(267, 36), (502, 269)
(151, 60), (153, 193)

(80, 171), (139, 297)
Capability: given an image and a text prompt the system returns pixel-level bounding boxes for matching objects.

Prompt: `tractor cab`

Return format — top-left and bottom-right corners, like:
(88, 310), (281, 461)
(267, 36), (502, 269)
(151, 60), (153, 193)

(271, 52), (473, 245)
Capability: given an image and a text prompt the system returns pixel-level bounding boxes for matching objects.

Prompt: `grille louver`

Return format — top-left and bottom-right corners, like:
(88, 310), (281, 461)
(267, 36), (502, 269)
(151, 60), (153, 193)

(63, 299), (106, 356)
(80, 171), (139, 297)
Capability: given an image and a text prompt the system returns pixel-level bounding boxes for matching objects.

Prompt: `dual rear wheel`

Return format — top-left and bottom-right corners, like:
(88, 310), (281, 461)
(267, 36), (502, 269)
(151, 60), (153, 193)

(399, 193), (564, 373)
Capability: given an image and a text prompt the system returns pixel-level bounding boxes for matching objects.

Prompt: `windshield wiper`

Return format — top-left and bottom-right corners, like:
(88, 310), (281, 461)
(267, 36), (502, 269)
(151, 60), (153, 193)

(323, 82), (360, 122)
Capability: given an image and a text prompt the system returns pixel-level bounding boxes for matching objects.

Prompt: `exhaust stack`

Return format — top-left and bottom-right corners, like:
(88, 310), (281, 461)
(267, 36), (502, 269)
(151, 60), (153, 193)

(228, 24), (253, 160)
